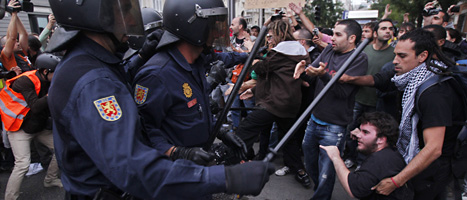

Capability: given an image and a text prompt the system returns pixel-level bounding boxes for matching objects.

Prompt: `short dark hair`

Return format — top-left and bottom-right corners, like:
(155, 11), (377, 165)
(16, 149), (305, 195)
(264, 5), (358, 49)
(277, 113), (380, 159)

(446, 28), (462, 44)
(374, 19), (395, 32)
(337, 19), (362, 44)
(358, 112), (399, 147)
(400, 22), (415, 33)
(251, 25), (260, 33)
(440, 10), (450, 23)
(294, 28), (313, 47)
(363, 21), (377, 31)
(239, 18), (247, 30)
(423, 24), (446, 42)
(28, 35), (42, 53)
(400, 28), (455, 72)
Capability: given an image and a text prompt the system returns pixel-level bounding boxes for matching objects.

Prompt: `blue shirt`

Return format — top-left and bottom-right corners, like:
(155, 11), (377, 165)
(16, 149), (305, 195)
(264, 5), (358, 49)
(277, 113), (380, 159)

(48, 35), (226, 199)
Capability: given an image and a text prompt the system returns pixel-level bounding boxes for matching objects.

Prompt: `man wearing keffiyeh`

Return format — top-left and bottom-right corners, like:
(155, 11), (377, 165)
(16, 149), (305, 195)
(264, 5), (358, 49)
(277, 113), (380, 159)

(372, 29), (465, 200)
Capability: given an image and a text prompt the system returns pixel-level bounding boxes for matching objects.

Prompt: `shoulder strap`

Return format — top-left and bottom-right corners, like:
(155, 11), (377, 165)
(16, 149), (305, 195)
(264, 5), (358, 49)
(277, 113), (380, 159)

(415, 75), (453, 118)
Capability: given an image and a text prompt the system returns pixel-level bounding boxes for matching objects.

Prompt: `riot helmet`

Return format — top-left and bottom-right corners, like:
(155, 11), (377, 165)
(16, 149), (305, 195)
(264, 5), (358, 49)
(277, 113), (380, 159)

(49, 0), (144, 40)
(35, 53), (61, 81)
(162, 0), (229, 48)
(127, 8), (163, 51)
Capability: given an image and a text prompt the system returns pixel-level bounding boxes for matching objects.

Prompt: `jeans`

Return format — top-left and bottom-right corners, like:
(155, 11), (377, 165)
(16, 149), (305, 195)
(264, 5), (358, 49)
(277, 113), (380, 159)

(231, 94), (255, 129)
(302, 119), (345, 200)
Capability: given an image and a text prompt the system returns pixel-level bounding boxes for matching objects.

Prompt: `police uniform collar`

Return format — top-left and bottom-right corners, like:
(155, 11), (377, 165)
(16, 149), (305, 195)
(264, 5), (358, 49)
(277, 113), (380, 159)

(78, 35), (122, 65)
(167, 46), (205, 72)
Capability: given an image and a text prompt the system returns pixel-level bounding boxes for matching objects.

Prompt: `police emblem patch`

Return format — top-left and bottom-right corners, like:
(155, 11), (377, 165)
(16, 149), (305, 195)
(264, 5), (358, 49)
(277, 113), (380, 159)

(93, 96), (122, 121)
(183, 83), (192, 98)
(134, 84), (149, 104)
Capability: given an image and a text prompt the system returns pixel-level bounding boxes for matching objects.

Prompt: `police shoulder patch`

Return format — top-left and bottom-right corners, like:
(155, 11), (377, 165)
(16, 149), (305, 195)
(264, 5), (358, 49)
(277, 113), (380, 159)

(134, 84), (149, 104)
(93, 96), (122, 121)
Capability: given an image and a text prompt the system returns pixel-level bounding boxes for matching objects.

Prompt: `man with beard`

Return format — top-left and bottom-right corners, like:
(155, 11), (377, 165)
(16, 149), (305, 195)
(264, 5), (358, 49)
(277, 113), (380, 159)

(321, 112), (413, 199)
(344, 19), (396, 169)
(230, 17), (251, 52)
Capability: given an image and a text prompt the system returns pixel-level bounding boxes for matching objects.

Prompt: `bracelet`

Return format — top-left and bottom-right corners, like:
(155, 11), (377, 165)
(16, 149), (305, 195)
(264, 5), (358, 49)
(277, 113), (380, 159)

(391, 177), (400, 188)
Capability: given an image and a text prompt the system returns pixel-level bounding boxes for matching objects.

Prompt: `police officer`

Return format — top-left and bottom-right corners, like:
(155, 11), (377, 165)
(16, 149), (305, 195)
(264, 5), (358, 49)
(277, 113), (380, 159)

(133, 0), (249, 166)
(46, 0), (274, 199)
(123, 7), (164, 83)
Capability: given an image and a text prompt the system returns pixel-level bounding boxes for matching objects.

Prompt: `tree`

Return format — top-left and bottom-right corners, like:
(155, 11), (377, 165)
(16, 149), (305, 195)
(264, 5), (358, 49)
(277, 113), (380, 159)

(303, 0), (344, 28)
(371, 0), (460, 28)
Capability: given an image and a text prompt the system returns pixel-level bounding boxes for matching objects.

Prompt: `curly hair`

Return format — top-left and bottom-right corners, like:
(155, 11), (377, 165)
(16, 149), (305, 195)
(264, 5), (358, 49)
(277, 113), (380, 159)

(358, 112), (399, 147)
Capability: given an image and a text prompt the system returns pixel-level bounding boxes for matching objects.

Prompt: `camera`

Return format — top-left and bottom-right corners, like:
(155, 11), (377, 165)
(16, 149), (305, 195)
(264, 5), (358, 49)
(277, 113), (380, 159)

(6, 0), (34, 13)
(422, 7), (441, 16)
(451, 5), (460, 13)
(312, 28), (320, 37)
(0, 69), (17, 79)
(271, 11), (285, 22)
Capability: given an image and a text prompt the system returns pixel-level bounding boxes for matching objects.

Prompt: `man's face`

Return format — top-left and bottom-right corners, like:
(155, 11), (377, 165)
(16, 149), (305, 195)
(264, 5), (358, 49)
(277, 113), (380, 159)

(230, 18), (241, 36)
(332, 24), (354, 53)
(356, 123), (380, 155)
(361, 26), (373, 41)
(398, 28), (408, 37)
(428, 12), (446, 26)
(376, 21), (394, 43)
(251, 28), (259, 37)
(393, 39), (424, 75)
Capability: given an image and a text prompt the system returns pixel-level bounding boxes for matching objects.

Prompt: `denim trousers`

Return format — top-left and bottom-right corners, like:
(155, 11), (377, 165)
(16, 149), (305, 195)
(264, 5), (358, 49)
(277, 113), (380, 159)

(231, 94), (255, 129)
(302, 119), (345, 200)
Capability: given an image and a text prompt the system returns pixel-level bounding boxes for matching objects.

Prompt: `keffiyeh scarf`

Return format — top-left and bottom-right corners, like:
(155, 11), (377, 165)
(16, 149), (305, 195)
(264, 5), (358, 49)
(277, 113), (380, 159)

(391, 61), (443, 163)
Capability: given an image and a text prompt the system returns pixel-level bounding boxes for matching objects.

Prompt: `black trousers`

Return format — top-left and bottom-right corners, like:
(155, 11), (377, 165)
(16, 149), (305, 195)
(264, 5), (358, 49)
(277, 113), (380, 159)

(236, 109), (305, 172)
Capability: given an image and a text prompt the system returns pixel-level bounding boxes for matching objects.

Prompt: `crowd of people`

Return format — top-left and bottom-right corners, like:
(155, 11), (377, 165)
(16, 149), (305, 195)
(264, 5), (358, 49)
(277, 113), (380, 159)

(0, 0), (465, 199)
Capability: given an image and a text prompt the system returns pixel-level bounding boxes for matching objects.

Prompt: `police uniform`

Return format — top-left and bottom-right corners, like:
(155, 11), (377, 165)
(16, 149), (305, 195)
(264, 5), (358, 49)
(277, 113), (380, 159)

(48, 35), (226, 199)
(133, 46), (247, 153)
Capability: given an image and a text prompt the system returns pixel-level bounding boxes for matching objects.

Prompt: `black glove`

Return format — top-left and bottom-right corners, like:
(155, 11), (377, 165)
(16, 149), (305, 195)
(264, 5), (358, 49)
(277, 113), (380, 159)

(217, 130), (248, 161)
(170, 147), (215, 166)
(206, 61), (227, 92)
(224, 161), (275, 195)
(138, 29), (164, 61)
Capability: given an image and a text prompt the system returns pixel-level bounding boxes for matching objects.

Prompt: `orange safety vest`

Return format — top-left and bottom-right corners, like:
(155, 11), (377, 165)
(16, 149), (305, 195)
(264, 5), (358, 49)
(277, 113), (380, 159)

(0, 70), (41, 131)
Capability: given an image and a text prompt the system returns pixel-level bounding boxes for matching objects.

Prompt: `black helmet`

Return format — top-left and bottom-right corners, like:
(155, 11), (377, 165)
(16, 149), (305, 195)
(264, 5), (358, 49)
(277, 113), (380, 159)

(127, 8), (163, 51)
(35, 53), (61, 73)
(162, 0), (229, 47)
(49, 0), (144, 39)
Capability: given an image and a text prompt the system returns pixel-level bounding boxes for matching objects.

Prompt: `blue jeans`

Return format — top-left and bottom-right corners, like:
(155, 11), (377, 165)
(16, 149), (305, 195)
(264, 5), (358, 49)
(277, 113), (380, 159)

(302, 119), (345, 200)
(231, 94), (255, 129)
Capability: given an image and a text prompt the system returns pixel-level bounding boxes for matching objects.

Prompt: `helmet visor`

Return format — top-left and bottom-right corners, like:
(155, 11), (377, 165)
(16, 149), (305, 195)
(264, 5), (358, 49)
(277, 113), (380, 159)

(209, 15), (229, 49)
(99, 0), (144, 38)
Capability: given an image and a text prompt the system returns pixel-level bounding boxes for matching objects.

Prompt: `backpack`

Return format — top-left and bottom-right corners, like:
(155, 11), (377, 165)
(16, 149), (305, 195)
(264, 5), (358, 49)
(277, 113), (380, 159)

(415, 64), (467, 179)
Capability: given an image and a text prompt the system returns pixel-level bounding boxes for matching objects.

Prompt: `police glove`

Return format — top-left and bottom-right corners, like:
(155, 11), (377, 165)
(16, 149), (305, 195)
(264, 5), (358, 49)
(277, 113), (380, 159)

(217, 131), (248, 161)
(224, 161), (275, 195)
(138, 29), (164, 62)
(170, 147), (215, 166)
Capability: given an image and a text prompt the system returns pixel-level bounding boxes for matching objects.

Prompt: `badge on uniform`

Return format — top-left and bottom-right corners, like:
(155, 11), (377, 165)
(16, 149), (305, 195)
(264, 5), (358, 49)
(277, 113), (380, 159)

(183, 83), (192, 98)
(93, 96), (122, 121)
(134, 84), (149, 104)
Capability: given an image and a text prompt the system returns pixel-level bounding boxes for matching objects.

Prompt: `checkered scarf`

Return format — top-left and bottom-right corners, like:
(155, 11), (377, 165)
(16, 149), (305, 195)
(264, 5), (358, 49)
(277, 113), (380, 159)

(391, 62), (436, 163)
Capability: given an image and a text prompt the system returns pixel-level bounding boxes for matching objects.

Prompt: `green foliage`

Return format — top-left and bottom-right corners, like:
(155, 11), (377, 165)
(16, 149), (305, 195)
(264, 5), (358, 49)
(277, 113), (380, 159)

(303, 0), (344, 28)
(371, 0), (460, 28)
